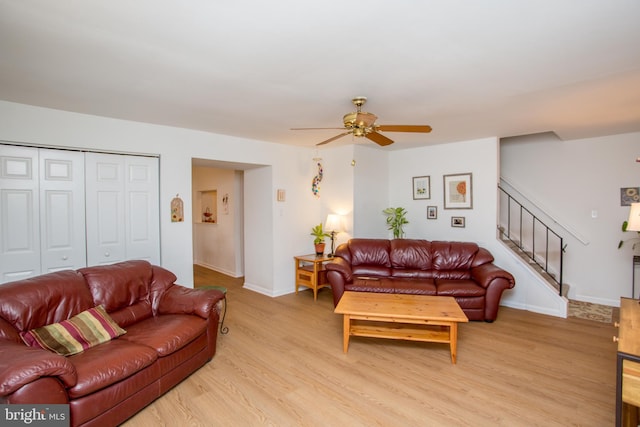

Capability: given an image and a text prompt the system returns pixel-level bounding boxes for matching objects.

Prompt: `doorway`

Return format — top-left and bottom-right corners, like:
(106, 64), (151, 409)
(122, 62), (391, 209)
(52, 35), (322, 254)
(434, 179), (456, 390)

(192, 158), (246, 277)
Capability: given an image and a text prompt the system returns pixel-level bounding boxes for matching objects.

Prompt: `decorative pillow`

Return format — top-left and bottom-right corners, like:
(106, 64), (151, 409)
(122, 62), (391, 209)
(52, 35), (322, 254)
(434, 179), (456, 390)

(20, 305), (126, 356)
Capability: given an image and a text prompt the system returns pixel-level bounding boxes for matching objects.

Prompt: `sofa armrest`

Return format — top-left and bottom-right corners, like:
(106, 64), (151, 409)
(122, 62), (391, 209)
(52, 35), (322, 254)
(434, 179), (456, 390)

(157, 285), (225, 319)
(326, 257), (353, 307)
(0, 341), (77, 396)
(326, 257), (353, 282)
(471, 263), (515, 289)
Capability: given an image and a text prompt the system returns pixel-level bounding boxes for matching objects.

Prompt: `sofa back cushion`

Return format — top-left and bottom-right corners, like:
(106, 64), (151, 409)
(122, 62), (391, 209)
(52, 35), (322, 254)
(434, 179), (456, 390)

(79, 260), (154, 327)
(427, 241), (479, 279)
(0, 270), (94, 333)
(347, 239), (392, 276)
(390, 239), (433, 270)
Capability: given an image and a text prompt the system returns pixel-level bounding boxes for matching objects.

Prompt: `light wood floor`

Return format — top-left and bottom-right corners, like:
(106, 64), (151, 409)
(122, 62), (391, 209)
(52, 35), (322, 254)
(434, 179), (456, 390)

(123, 265), (618, 426)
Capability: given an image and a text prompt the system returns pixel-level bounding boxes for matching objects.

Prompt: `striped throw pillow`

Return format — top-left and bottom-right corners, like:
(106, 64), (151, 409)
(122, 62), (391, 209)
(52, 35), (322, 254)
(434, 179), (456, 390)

(20, 305), (126, 356)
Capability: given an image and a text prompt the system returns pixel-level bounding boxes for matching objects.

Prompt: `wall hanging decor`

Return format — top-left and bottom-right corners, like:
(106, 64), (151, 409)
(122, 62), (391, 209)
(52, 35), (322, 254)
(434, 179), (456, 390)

(621, 187), (640, 206)
(451, 216), (465, 227)
(412, 176), (431, 200)
(311, 157), (323, 198)
(443, 173), (473, 209)
(427, 206), (437, 219)
(222, 193), (229, 214)
(171, 194), (184, 222)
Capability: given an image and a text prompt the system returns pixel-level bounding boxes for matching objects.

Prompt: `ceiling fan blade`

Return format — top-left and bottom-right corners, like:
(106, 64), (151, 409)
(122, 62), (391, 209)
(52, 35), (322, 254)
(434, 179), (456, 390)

(366, 132), (394, 146)
(316, 131), (351, 146)
(291, 127), (345, 130)
(376, 125), (432, 133)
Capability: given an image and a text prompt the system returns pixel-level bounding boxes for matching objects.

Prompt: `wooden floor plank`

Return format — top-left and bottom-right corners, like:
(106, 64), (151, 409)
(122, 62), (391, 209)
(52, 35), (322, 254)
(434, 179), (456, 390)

(122, 266), (617, 426)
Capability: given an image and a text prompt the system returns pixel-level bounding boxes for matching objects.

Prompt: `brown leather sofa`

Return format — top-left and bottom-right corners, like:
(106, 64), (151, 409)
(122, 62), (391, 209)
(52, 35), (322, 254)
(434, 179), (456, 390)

(326, 238), (515, 322)
(0, 260), (224, 427)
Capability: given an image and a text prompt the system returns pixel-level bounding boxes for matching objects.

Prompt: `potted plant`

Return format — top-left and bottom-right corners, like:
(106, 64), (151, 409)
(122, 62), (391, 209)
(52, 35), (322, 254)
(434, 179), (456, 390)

(383, 207), (409, 239)
(310, 223), (330, 255)
(618, 220), (640, 252)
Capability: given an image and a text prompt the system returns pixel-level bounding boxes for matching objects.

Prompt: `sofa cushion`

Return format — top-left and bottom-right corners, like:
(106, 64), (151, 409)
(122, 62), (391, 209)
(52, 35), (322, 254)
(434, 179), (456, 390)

(0, 270), (94, 332)
(120, 314), (207, 357)
(349, 239), (392, 268)
(392, 278), (437, 295)
(347, 278), (395, 293)
(20, 305), (126, 356)
(390, 239), (433, 269)
(431, 241), (479, 270)
(436, 279), (486, 297)
(79, 260), (153, 313)
(67, 339), (158, 399)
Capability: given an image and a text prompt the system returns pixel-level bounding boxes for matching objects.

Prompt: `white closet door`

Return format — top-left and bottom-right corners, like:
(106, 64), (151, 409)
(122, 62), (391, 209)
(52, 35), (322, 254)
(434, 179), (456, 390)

(124, 156), (160, 264)
(0, 146), (40, 283)
(39, 149), (86, 273)
(85, 152), (126, 265)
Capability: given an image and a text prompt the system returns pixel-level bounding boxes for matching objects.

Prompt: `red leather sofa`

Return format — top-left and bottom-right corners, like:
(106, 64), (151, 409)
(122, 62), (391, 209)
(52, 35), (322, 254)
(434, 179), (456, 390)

(0, 260), (224, 427)
(326, 239), (515, 322)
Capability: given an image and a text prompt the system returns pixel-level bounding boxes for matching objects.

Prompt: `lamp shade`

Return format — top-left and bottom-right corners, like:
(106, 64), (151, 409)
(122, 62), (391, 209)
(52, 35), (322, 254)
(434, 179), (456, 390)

(325, 214), (343, 232)
(628, 203), (640, 232)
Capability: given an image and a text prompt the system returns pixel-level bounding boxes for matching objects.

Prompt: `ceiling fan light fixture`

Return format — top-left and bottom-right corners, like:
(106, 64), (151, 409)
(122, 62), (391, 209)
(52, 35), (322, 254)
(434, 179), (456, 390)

(292, 96), (432, 146)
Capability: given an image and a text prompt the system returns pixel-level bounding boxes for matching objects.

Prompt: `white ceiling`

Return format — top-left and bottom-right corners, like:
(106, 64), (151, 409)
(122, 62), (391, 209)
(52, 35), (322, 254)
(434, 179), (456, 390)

(1, 1), (639, 150)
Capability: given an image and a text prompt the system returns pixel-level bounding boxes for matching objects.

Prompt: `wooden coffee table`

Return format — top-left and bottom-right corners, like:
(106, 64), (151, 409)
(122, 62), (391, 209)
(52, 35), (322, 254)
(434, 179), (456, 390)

(334, 291), (469, 364)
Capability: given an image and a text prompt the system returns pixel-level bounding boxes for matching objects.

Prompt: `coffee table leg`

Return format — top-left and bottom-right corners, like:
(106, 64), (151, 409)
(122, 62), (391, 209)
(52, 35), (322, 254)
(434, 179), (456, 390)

(343, 314), (350, 353)
(449, 322), (458, 364)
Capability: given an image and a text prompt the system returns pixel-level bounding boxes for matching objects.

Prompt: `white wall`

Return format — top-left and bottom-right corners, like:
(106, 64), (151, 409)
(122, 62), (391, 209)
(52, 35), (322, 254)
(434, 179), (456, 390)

(501, 131), (640, 306)
(0, 100), (592, 316)
(386, 137), (565, 317)
(353, 144), (389, 238)
(388, 138), (498, 244)
(0, 100), (318, 293)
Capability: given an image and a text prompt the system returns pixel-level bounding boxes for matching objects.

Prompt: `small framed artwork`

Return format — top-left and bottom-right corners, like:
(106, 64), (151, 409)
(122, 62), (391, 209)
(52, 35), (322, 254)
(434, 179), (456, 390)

(443, 173), (473, 209)
(427, 206), (437, 219)
(621, 187), (640, 206)
(412, 176), (431, 200)
(451, 216), (465, 228)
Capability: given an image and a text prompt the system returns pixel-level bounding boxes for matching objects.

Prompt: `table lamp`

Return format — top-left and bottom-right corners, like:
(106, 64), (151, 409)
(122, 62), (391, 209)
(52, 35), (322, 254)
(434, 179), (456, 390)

(325, 214), (343, 257)
(628, 203), (640, 232)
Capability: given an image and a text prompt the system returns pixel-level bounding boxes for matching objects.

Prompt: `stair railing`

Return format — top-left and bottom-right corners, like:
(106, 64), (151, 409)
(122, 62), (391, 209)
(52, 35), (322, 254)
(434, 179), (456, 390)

(498, 185), (566, 296)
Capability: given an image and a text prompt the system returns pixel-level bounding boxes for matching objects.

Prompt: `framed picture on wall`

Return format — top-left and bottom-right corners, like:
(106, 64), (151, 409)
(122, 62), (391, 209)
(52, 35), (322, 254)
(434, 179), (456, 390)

(451, 216), (465, 228)
(443, 173), (473, 209)
(621, 187), (640, 206)
(427, 206), (437, 219)
(412, 176), (431, 200)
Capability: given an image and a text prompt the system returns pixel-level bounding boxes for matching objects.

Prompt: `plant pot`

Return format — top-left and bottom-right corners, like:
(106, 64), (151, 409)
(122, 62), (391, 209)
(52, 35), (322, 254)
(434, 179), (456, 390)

(314, 243), (325, 255)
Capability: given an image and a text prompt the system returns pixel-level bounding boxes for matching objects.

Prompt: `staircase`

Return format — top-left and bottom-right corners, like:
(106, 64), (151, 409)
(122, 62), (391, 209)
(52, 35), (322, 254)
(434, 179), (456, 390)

(498, 184), (616, 323)
(500, 231), (568, 297)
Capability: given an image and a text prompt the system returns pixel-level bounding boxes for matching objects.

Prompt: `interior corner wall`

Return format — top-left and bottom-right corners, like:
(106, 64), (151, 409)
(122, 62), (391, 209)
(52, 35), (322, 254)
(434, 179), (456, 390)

(243, 166), (274, 295)
(352, 145), (390, 238)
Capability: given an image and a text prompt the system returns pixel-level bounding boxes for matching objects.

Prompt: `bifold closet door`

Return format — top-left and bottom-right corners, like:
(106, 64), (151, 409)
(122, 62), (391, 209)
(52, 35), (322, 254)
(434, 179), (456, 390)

(39, 149), (86, 274)
(85, 153), (159, 266)
(0, 146), (40, 282)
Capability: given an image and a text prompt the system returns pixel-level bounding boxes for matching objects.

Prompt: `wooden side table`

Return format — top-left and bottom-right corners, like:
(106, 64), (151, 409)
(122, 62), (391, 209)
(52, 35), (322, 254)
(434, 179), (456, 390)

(294, 254), (332, 301)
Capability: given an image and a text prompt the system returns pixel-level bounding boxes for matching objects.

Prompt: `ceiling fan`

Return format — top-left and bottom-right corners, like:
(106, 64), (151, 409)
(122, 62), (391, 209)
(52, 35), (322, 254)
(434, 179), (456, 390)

(291, 96), (432, 146)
